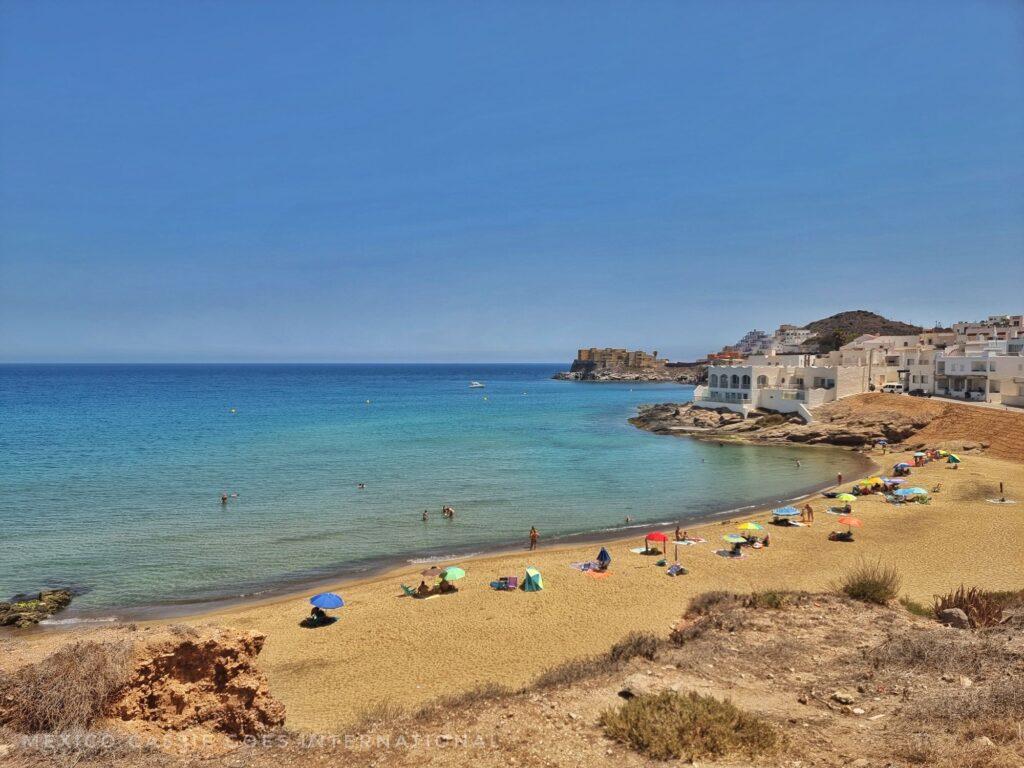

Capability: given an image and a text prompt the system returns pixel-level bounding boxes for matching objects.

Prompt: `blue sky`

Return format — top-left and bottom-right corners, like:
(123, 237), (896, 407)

(1, 1), (1022, 362)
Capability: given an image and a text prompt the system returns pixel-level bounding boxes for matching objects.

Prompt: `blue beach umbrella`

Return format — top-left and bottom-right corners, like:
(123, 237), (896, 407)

(894, 487), (928, 497)
(596, 547), (612, 567)
(310, 592), (345, 609)
(771, 506), (800, 517)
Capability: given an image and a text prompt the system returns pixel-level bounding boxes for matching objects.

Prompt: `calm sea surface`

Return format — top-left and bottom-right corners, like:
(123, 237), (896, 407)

(0, 364), (868, 618)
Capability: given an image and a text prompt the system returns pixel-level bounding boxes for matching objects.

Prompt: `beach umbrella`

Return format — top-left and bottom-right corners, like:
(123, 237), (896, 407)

(876, 439), (888, 444)
(837, 516), (862, 529)
(596, 547), (612, 567)
(881, 477), (905, 484)
(913, 451), (926, 457)
(441, 566), (466, 581)
(863, 477), (882, 485)
(835, 493), (857, 502)
(772, 506), (800, 517)
(421, 566), (445, 579)
(738, 522), (763, 531)
(937, 450), (949, 456)
(947, 454), (961, 463)
(309, 592), (345, 609)
(894, 487), (928, 496)
(723, 534), (747, 544)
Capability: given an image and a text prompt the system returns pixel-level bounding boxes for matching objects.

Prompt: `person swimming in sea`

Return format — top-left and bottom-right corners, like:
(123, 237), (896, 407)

(422, 510), (429, 521)
(221, 493), (228, 504)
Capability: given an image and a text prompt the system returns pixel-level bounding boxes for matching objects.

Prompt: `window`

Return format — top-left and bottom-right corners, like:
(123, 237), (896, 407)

(741, 375), (750, 389)
(710, 374), (719, 387)
(756, 375), (768, 387)
(730, 374), (740, 388)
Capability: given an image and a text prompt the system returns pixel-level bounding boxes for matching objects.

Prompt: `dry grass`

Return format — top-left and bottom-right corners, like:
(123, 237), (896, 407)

(414, 683), (513, 720)
(935, 585), (1005, 628)
(600, 690), (779, 761)
(608, 632), (660, 663)
(840, 560), (901, 605)
(0, 640), (133, 732)
(868, 629), (1000, 674)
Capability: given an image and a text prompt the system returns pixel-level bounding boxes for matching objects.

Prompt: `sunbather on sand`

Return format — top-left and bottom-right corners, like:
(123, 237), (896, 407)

(416, 580), (431, 597)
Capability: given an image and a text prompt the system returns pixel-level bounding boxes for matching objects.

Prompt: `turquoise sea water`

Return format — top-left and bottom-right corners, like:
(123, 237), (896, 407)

(0, 364), (868, 618)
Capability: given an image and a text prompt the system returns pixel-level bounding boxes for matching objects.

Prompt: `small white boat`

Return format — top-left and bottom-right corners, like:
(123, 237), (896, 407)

(469, 381), (485, 388)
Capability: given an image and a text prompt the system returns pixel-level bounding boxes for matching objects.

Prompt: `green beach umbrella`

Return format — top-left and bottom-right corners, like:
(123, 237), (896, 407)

(835, 493), (857, 502)
(738, 522), (763, 531)
(441, 566), (466, 581)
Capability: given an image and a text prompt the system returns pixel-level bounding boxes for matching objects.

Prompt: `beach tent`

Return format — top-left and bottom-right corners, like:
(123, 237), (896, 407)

(596, 547), (611, 568)
(523, 567), (544, 592)
(947, 454), (961, 464)
(644, 531), (669, 553)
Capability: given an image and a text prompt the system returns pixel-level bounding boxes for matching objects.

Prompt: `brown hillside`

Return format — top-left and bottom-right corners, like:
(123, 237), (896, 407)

(814, 394), (1024, 461)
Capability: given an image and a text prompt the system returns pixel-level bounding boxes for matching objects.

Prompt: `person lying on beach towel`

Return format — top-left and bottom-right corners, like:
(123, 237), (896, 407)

(828, 530), (854, 542)
(666, 563), (687, 576)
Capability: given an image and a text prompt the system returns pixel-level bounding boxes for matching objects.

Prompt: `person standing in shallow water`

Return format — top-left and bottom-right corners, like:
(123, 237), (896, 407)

(529, 526), (539, 550)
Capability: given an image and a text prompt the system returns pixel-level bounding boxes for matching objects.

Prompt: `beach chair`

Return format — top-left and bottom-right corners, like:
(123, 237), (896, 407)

(506, 576), (519, 590)
(401, 584), (417, 597)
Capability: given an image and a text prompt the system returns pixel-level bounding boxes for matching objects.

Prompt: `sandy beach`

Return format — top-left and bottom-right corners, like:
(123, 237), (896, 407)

(73, 447), (1021, 732)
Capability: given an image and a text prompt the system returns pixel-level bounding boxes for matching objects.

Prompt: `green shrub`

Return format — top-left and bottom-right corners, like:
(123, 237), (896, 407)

(841, 560), (901, 605)
(600, 690), (779, 760)
(900, 596), (933, 617)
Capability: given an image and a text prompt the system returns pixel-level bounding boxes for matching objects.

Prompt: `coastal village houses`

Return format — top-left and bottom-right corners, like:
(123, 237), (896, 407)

(692, 315), (1024, 420)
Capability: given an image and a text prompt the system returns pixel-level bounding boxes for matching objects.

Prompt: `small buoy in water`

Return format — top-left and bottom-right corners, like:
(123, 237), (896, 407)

(229, 408), (237, 413)
(365, 400), (371, 404)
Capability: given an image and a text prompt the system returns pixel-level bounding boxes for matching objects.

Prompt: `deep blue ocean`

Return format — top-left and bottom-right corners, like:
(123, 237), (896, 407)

(0, 364), (867, 618)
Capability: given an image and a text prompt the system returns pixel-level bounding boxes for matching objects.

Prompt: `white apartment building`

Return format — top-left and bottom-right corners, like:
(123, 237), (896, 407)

(935, 339), (1024, 405)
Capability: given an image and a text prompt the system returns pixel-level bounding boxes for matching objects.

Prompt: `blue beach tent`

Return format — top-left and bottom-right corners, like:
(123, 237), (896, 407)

(523, 567), (544, 592)
(596, 547), (611, 568)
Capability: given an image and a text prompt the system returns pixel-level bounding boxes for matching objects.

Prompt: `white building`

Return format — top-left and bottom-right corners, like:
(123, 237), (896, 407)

(935, 339), (1024, 405)
(693, 360), (868, 421)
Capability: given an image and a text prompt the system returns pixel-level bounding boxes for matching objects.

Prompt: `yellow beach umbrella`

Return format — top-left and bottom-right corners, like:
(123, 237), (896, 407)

(835, 493), (857, 502)
(738, 522), (763, 531)
(863, 477), (882, 485)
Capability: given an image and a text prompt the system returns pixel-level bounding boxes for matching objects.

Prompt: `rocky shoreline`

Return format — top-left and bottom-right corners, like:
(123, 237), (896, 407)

(0, 589), (73, 628)
(629, 397), (989, 453)
(553, 365), (702, 384)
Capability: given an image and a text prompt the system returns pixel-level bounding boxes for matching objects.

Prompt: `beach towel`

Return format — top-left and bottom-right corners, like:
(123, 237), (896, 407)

(585, 570), (610, 580)
(666, 564), (687, 576)
(673, 537), (707, 546)
(570, 561), (600, 571)
(629, 546), (649, 554)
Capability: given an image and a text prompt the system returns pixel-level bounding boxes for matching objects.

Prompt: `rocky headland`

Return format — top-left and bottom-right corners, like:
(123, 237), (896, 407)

(629, 393), (1017, 455)
(554, 363), (703, 384)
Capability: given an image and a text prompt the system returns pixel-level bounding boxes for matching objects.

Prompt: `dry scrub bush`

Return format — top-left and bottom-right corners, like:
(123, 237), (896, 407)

(609, 632), (660, 663)
(840, 560), (901, 605)
(935, 585), (1005, 628)
(0, 640), (133, 732)
(600, 690), (779, 761)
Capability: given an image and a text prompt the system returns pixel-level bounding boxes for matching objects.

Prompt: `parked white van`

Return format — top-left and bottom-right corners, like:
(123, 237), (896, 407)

(880, 382), (904, 394)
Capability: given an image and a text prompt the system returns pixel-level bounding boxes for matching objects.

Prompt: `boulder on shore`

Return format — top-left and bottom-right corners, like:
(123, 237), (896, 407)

(0, 589), (73, 628)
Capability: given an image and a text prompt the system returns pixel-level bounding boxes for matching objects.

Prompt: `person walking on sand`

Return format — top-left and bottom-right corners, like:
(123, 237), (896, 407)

(529, 526), (539, 550)
(837, 473), (843, 486)
(675, 525), (683, 542)
(802, 503), (814, 524)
